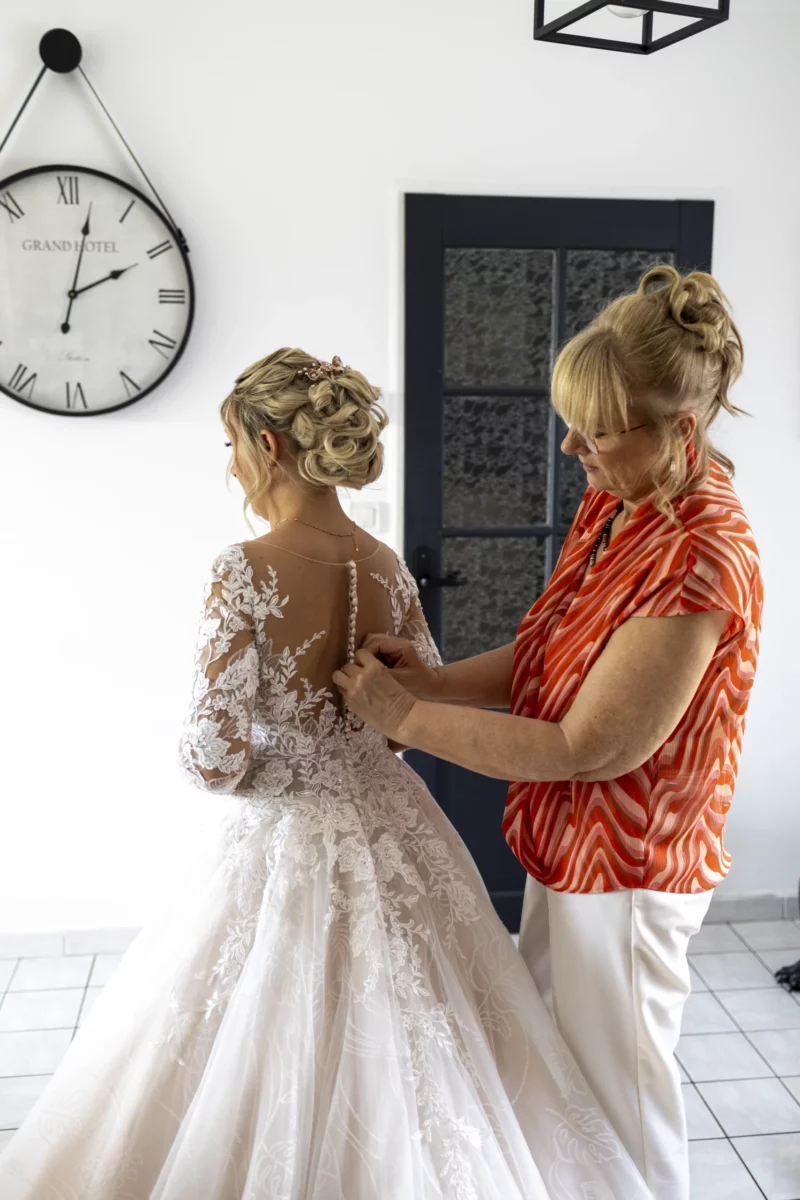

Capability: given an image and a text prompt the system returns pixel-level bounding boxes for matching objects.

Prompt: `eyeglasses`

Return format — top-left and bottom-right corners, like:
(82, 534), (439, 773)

(568, 423), (648, 454)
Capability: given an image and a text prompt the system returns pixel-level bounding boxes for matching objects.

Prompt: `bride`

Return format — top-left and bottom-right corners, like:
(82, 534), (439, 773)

(0, 349), (652, 1199)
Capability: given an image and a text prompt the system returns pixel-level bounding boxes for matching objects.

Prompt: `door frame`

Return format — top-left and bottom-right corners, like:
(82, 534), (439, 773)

(403, 193), (714, 915)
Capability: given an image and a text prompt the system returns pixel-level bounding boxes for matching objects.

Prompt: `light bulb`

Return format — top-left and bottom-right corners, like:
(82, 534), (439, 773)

(608, 5), (648, 16)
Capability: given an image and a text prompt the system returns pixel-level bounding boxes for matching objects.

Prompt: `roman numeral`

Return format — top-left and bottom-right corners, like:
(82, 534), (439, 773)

(119, 199), (135, 223)
(65, 382), (88, 410)
(158, 289), (186, 304)
(9, 364), (37, 398)
(57, 175), (80, 205)
(149, 329), (177, 360)
(120, 371), (141, 398)
(147, 240), (173, 260)
(0, 191), (24, 222)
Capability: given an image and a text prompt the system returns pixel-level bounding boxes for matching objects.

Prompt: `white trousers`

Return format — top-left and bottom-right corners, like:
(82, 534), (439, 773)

(518, 877), (712, 1200)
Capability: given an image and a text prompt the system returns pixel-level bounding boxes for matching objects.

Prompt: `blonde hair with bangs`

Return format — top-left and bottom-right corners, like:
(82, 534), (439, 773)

(221, 348), (388, 528)
(552, 264), (746, 521)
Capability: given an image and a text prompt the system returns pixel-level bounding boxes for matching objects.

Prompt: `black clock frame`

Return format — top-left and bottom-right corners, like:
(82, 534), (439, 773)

(0, 162), (196, 418)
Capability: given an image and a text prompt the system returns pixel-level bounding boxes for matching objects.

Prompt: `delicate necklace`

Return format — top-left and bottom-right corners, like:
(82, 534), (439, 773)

(588, 504), (624, 568)
(273, 516), (360, 553)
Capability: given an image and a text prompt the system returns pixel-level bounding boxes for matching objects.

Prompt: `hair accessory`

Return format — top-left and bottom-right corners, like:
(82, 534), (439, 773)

(297, 356), (349, 383)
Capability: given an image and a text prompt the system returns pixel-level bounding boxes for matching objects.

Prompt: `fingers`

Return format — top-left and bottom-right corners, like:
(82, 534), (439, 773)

(332, 661), (358, 689)
(332, 669), (351, 692)
(361, 634), (411, 662)
(334, 650), (385, 699)
(333, 653), (377, 693)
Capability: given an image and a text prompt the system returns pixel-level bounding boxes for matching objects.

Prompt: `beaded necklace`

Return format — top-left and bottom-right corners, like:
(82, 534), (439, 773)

(589, 504), (624, 568)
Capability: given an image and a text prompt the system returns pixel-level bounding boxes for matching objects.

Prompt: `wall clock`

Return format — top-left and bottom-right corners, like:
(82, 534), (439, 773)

(0, 29), (195, 417)
(0, 165), (195, 415)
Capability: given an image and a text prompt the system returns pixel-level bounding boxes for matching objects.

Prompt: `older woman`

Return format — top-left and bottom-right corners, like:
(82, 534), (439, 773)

(335, 265), (763, 1200)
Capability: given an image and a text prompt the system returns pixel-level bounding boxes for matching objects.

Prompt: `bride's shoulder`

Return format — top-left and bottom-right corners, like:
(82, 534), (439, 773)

(368, 548), (419, 606)
(235, 533), (301, 562)
(205, 541), (250, 573)
(380, 547), (415, 581)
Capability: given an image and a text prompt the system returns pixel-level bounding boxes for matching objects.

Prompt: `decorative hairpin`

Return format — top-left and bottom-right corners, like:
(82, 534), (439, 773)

(297, 356), (349, 383)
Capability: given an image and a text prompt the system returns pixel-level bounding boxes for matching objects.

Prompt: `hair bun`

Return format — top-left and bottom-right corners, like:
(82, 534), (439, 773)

(292, 362), (387, 488)
(640, 264), (741, 361)
(223, 348), (388, 498)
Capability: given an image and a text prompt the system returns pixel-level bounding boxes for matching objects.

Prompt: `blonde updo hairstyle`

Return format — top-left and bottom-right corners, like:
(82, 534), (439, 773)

(552, 264), (746, 521)
(221, 347), (388, 525)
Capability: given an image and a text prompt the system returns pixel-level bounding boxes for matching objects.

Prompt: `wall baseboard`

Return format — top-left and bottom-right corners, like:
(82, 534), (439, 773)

(2, 895), (799, 956)
(705, 890), (799, 923)
(0, 928), (140, 960)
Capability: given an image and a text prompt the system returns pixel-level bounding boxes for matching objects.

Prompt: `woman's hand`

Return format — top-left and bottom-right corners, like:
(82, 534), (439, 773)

(333, 650), (419, 742)
(360, 634), (443, 700)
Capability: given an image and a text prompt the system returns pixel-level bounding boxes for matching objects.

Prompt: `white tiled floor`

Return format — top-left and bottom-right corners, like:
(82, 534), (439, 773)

(0, 928), (138, 1139)
(0, 920), (799, 1196)
(690, 950), (778, 990)
(680, 918), (800, 1198)
(689, 1139), (765, 1200)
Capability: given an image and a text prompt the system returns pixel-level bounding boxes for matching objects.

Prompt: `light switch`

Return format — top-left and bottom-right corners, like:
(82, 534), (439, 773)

(350, 501), (388, 532)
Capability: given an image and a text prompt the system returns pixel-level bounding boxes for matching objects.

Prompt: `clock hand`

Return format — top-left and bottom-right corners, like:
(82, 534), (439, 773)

(61, 203), (93, 335)
(73, 264), (139, 297)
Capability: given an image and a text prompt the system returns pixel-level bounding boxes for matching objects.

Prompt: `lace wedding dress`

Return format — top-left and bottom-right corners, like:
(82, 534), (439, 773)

(0, 536), (652, 1200)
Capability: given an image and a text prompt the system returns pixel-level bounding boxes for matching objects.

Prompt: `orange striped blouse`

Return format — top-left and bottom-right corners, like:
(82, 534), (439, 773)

(503, 460), (763, 894)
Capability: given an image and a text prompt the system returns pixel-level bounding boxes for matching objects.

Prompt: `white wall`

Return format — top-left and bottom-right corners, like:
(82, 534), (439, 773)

(0, 0), (796, 931)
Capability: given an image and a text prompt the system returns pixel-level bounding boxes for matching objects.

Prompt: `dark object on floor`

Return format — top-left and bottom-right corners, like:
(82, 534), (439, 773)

(776, 958), (800, 991)
(775, 880), (800, 991)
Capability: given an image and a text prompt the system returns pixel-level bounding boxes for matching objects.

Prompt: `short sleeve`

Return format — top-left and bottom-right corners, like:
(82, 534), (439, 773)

(627, 530), (755, 640)
(179, 545), (259, 793)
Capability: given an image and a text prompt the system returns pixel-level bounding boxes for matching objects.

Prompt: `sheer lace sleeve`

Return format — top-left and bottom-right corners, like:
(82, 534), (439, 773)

(179, 545), (260, 794)
(389, 557), (443, 668)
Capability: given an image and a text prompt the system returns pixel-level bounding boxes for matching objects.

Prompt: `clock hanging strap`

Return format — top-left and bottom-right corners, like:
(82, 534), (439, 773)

(75, 67), (187, 253)
(0, 29), (189, 253)
(0, 66), (47, 160)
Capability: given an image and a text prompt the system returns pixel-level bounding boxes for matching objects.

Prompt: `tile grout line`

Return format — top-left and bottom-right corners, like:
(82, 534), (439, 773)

(713, 987), (800, 1040)
(1, 1025), (84, 1037)
(0, 955), (96, 1042)
(706, 983), (783, 1092)
(729, 923), (754, 951)
(713, 995), (800, 1164)
(4, 985), (98, 994)
(693, 1128), (800, 1140)
(677, 1032), (775, 1085)
(690, 959), (788, 992)
(0, 1069), (56, 1080)
(692, 976), (800, 1125)
(72, 954), (96, 1041)
(685, 1080), (727, 1140)
(691, 956), (773, 1200)
(683, 945), (772, 1200)
(774, 1076), (800, 1106)
(727, 1136), (770, 1199)
(751, 941), (800, 976)
(732, 1010), (788, 1081)
(4, 961), (21, 994)
(682, 1072), (775, 1084)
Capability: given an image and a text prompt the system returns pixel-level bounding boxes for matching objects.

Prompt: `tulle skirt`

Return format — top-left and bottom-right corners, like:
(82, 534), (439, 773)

(0, 755), (652, 1199)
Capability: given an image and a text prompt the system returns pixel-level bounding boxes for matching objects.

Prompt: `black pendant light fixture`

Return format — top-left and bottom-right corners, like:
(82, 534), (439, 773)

(534, 1), (730, 54)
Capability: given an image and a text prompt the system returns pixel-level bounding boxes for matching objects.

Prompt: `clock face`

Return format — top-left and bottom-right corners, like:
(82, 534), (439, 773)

(0, 164), (194, 416)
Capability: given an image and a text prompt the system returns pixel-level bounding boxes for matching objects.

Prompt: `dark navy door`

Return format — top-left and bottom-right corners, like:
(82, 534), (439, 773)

(404, 194), (714, 930)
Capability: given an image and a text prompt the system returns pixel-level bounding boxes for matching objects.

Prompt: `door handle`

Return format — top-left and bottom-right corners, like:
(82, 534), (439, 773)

(411, 546), (468, 590)
(418, 570), (466, 590)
